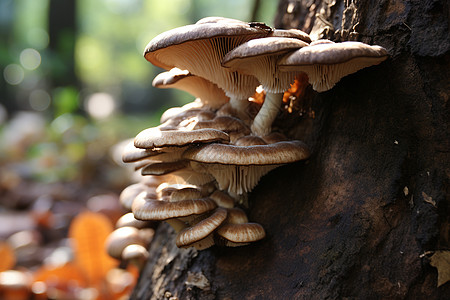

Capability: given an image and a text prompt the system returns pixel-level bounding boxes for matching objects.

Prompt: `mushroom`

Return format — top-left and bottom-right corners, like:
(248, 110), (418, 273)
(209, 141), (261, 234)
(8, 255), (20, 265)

(183, 140), (311, 195)
(216, 208), (265, 247)
(222, 36), (309, 136)
(153, 68), (229, 109)
(121, 244), (149, 269)
(278, 40), (389, 92)
(175, 207), (227, 250)
(105, 226), (149, 260)
(143, 21), (271, 117)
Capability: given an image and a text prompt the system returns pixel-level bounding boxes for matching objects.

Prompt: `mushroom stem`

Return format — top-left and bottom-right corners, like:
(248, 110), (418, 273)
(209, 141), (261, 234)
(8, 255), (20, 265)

(228, 97), (253, 120)
(251, 92), (284, 136)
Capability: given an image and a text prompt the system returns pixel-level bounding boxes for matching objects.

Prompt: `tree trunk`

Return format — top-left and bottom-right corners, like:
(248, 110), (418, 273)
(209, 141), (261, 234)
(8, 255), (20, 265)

(130, 0), (449, 299)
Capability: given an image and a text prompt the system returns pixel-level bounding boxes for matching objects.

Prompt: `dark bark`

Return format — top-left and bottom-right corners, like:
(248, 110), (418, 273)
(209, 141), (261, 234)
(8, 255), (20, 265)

(131, 0), (450, 299)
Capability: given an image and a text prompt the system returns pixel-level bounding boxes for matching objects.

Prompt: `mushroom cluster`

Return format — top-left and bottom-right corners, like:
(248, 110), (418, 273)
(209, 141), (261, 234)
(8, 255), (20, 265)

(114, 17), (388, 255)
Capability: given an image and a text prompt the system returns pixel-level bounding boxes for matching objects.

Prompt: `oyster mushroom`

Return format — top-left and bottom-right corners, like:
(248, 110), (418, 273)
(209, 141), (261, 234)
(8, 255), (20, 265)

(222, 36), (309, 136)
(153, 68), (229, 109)
(143, 21), (271, 117)
(183, 140), (311, 195)
(278, 40), (389, 92)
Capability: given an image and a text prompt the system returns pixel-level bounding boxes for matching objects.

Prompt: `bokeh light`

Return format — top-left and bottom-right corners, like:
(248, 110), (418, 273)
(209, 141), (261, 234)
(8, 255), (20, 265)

(20, 48), (42, 70)
(3, 64), (25, 85)
(29, 89), (51, 111)
(84, 93), (116, 119)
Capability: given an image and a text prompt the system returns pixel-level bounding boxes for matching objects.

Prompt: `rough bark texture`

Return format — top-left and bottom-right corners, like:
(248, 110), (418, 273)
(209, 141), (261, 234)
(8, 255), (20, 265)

(131, 0), (449, 299)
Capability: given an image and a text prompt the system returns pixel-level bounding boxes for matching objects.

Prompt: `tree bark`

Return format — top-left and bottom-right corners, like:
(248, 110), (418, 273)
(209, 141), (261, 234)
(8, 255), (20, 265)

(131, 0), (449, 299)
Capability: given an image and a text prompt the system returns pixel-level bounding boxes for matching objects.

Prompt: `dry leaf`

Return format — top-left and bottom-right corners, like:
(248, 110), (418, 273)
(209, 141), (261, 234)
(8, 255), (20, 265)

(429, 250), (450, 287)
(33, 262), (86, 289)
(68, 211), (118, 286)
(422, 191), (436, 207)
(0, 242), (16, 272)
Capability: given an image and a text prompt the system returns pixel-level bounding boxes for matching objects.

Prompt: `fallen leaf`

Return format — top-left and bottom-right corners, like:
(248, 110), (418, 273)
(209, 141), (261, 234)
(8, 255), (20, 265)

(429, 250), (450, 287)
(68, 211), (118, 286)
(0, 242), (16, 272)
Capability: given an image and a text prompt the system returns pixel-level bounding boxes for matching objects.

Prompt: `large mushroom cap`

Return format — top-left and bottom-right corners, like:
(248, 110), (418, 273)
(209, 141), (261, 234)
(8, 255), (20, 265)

(278, 41), (389, 92)
(183, 140), (311, 194)
(183, 140), (310, 165)
(216, 223), (266, 247)
(144, 21), (271, 101)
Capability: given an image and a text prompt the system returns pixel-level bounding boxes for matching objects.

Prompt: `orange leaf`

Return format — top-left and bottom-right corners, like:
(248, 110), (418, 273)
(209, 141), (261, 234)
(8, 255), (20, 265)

(33, 262), (86, 289)
(0, 242), (16, 272)
(68, 211), (118, 286)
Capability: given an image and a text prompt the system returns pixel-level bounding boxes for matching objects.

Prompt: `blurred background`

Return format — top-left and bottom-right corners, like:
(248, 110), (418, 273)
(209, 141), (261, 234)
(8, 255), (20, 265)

(0, 0), (276, 299)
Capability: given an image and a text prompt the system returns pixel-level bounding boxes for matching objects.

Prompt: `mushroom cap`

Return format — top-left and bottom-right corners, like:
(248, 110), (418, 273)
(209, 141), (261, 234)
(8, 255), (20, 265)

(122, 139), (165, 163)
(183, 140), (310, 165)
(121, 244), (149, 262)
(184, 140), (310, 194)
(216, 222), (266, 246)
(195, 16), (247, 25)
(278, 41), (389, 92)
(134, 127), (230, 149)
(141, 160), (188, 176)
(116, 212), (154, 229)
(176, 207), (227, 249)
(209, 190), (235, 208)
(119, 183), (149, 211)
(152, 68), (229, 109)
(131, 192), (217, 221)
(222, 37), (309, 93)
(144, 22), (270, 100)
(270, 28), (311, 43)
(105, 226), (147, 260)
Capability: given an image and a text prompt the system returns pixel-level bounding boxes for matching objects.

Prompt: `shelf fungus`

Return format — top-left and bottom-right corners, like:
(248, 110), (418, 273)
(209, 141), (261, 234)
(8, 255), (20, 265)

(114, 17), (388, 251)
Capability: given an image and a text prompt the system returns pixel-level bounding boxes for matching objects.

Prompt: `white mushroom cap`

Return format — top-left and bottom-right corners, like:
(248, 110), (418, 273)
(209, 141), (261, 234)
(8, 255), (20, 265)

(176, 207), (227, 250)
(278, 41), (389, 92)
(144, 22), (271, 110)
(153, 68), (229, 109)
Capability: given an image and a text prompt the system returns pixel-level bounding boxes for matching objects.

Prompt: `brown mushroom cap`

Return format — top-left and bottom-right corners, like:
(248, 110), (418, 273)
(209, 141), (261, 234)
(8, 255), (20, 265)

(131, 192), (217, 221)
(216, 223), (266, 247)
(134, 127), (230, 149)
(141, 160), (188, 176)
(116, 212), (154, 229)
(183, 140), (311, 194)
(153, 68), (229, 109)
(278, 41), (389, 92)
(121, 244), (149, 265)
(144, 22), (270, 104)
(176, 207), (227, 250)
(209, 190), (235, 208)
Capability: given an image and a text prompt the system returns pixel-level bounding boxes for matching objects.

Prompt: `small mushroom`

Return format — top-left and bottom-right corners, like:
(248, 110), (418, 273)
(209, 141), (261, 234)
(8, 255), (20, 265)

(216, 208), (265, 247)
(222, 36), (309, 136)
(176, 207), (227, 250)
(278, 40), (389, 92)
(153, 68), (229, 109)
(105, 226), (148, 260)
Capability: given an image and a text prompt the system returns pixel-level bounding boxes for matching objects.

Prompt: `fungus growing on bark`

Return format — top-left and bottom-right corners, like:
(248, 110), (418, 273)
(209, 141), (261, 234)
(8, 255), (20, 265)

(278, 40), (389, 92)
(143, 21), (271, 116)
(222, 36), (309, 136)
(183, 140), (311, 195)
